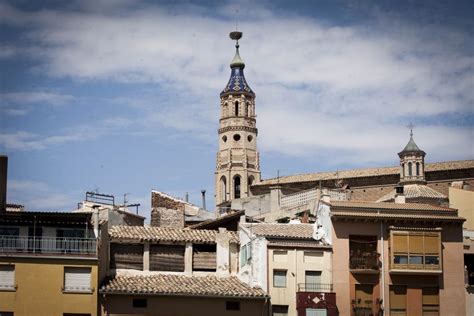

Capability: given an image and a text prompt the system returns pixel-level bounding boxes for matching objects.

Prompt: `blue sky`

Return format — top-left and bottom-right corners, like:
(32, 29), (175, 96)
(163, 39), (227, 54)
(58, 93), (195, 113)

(1, 0), (473, 220)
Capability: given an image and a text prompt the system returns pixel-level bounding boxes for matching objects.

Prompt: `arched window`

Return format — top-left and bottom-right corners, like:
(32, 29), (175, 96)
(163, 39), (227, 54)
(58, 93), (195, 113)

(220, 176), (227, 202)
(234, 175), (241, 199)
(401, 163), (405, 178)
(247, 103), (251, 117)
(416, 162), (420, 176)
(408, 162), (412, 177)
(235, 101), (239, 116)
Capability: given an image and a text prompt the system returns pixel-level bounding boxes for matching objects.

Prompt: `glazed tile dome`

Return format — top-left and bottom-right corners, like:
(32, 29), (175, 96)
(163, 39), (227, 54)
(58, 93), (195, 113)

(220, 44), (255, 97)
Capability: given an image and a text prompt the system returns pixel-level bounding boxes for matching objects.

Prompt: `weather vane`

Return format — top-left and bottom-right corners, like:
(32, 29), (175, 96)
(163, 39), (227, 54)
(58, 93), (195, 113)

(407, 122), (415, 137)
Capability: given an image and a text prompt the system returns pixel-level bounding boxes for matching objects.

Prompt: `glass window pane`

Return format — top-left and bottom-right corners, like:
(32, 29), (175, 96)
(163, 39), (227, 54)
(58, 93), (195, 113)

(394, 255), (408, 264)
(409, 256), (423, 265)
(305, 271), (321, 287)
(306, 308), (327, 316)
(273, 270), (287, 288)
(425, 256), (439, 266)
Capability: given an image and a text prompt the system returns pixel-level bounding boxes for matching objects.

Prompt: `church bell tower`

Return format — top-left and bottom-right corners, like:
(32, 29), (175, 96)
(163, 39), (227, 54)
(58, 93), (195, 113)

(215, 31), (261, 206)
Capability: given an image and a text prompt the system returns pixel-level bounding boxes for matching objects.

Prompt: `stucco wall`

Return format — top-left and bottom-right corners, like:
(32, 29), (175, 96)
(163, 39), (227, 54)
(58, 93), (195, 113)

(268, 247), (332, 316)
(450, 187), (474, 230)
(0, 257), (99, 316)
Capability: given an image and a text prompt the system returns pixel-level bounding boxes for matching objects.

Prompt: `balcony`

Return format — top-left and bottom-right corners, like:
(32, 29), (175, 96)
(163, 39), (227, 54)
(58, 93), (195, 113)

(350, 255), (380, 274)
(297, 283), (333, 293)
(0, 236), (97, 256)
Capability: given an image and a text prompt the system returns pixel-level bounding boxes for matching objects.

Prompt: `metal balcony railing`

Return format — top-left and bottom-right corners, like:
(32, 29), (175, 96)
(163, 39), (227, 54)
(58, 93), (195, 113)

(0, 235), (97, 255)
(297, 283), (333, 292)
(350, 256), (380, 270)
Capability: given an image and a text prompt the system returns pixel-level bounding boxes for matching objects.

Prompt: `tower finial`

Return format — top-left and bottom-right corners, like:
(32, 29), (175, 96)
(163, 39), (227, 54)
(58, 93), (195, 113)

(229, 31), (244, 68)
(407, 122), (415, 137)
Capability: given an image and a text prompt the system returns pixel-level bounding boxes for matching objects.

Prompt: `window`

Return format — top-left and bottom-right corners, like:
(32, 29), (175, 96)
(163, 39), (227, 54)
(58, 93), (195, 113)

(240, 242), (252, 267)
(401, 163), (405, 178)
(273, 270), (287, 288)
(305, 271), (322, 291)
(0, 227), (19, 236)
(233, 176), (241, 199)
(422, 287), (439, 316)
(132, 298), (147, 308)
(0, 313), (14, 316)
(389, 285), (406, 316)
(150, 245), (185, 272)
(391, 231), (441, 270)
(220, 176), (227, 202)
(247, 135), (253, 142)
(408, 162), (412, 176)
(272, 305), (288, 316)
(235, 101), (239, 116)
(193, 244), (217, 271)
(349, 235), (378, 270)
(416, 162), (420, 176)
(273, 250), (288, 263)
(63, 267), (91, 292)
(226, 301), (240, 311)
(233, 134), (241, 141)
(222, 135), (227, 142)
(306, 309), (327, 316)
(0, 265), (15, 290)
(110, 244), (143, 270)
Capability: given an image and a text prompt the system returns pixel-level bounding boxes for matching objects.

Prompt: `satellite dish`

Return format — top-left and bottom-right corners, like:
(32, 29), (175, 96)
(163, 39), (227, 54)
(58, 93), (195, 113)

(229, 31), (242, 41)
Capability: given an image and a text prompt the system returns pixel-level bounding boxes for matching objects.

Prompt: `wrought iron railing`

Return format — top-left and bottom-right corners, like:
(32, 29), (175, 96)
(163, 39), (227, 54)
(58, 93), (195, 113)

(297, 283), (333, 292)
(0, 236), (96, 255)
(350, 255), (379, 270)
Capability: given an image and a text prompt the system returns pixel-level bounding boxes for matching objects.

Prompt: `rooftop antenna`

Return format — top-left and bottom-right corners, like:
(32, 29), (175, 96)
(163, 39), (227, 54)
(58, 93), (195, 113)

(123, 193), (130, 206)
(407, 122), (415, 137)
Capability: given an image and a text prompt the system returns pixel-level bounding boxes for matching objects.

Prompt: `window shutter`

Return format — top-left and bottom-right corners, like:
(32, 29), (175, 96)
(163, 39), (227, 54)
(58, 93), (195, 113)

(64, 267), (91, 291)
(422, 287), (439, 305)
(0, 265), (14, 289)
(393, 234), (408, 253)
(390, 285), (407, 309)
(409, 234), (424, 254)
(424, 234), (440, 254)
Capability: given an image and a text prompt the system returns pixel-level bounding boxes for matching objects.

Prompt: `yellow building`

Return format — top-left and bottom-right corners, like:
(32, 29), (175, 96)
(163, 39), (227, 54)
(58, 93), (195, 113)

(0, 211), (99, 316)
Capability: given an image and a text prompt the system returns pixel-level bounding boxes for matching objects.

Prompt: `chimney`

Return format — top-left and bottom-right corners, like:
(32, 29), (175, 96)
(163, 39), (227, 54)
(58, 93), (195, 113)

(395, 185), (406, 204)
(201, 190), (206, 210)
(185, 192), (189, 203)
(0, 155), (7, 212)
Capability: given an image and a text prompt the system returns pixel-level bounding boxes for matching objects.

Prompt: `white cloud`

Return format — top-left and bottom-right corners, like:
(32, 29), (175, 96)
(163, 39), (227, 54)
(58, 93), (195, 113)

(1, 91), (74, 106)
(1, 2), (472, 163)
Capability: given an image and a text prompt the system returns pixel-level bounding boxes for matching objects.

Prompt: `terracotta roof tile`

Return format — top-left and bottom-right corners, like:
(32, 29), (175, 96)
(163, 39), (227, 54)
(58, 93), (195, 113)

(257, 160), (474, 186)
(109, 226), (239, 244)
(100, 274), (267, 298)
(327, 200), (454, 212)
(331, 211), (463, 222)
(376, 184), (447, 202)
(244, 223), (315, 239)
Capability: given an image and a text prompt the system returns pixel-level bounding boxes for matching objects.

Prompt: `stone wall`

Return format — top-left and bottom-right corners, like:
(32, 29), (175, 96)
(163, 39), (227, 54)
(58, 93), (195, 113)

(150, 192), (185, 228)
(150, 207), (184, 228)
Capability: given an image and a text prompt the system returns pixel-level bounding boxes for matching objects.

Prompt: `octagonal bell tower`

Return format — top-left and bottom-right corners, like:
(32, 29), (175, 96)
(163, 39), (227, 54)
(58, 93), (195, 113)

(215, 31), (261, 207)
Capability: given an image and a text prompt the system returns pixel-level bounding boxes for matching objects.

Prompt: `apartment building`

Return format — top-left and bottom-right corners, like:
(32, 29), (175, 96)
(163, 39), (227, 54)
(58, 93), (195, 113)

(0, 211), (99, 316)
(329, 200), (465, 316)
(100, 225), (269, 316)
(239, 222), (335, 316)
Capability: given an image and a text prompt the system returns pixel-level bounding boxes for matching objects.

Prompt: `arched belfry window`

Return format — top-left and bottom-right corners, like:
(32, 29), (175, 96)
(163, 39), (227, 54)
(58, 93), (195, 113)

(401, 163), (405, 178)
(416, 162), (420, 176)
(220, 176), (227, 202)
(234, 175), (241, 199)
(408, 162), (413, 177)
(235, 101), (239, 116)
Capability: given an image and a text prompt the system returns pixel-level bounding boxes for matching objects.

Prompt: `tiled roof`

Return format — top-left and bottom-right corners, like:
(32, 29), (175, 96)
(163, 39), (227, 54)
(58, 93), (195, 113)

(189, 210), (244, 230)
(327, 200), (455, 212)
(244, 223), (315, 239)
(256, 160), (474, 186)
(376, 184), (447, 202)
(109, 226), (239, 244)
(331, 211), (464, 222)
(100, 274), (267, 298)
(267, 239), (330, 249)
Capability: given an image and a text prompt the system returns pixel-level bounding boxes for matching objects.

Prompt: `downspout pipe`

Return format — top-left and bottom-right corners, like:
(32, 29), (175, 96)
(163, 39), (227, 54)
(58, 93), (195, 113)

(380, 215), (385, 315)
